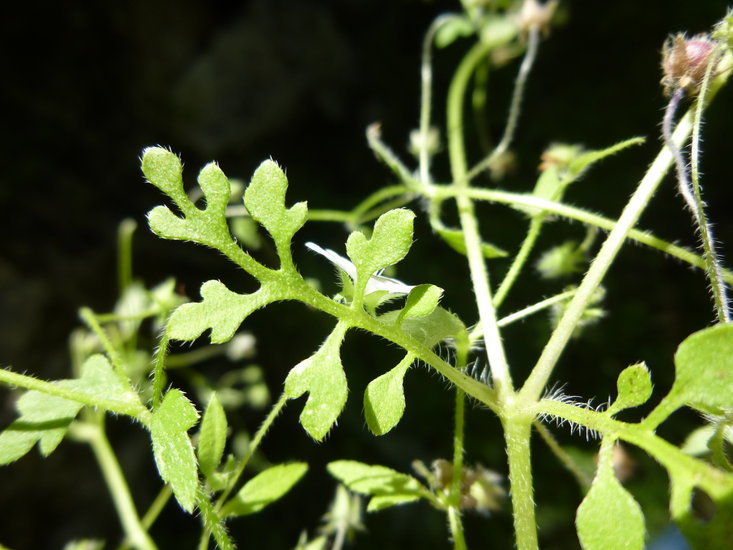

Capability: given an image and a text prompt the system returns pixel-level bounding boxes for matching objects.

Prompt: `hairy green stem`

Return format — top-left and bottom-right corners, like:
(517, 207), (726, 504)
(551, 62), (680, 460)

(504, 418), (538, 550)
(80, 307), (127, 380)
(448, 41), (513, 397)
(448, 388), (467, 550)
(216, 392), (289, 509)
(521, 105), (698, 403)
(118, 219), (137, 295)
(494, 216), (544, 308)
(432, 185), (733, 285)
(86, 418), (156, 550)
(152, 333), (170, 410)
(466, 25), (540, 180)
(689, 45), (730, 322)
(0, 367), (150, 422)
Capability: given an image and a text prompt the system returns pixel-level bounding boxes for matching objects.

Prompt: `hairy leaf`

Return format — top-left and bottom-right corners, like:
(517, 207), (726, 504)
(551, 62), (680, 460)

(0, 355), (138, 465)
(381, 306), (466, 349)
(285, 325), (348, 441)
(346, 209), (415, 298)
(672, 323), (733, 415)
(609, 363), (653, 414)
(167, 280), (278, 343)
(197, 393), (227, 478)
(576, 443), (645, 550)
(150, 389), (200, 513)
(222, 462), (308, 517)
(327, 460), (426, 511)
(364, 355), (413, 436)
(401, 285), (443, 320)
(244, 159), (307, 249)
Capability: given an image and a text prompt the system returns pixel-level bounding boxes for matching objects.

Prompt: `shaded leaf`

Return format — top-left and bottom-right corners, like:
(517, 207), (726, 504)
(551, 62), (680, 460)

(381, 307), (466, 349)
(672, 323), (733, 415)
(222, 462), (308, 517)
(167, 280), (278, 344)
(244, 160), (307, 248)
(401, 285), (443, 320)
(576, 442), (645, 550)
(150, 389), (200, 513)
(364, 356), (413, 436)
(346, 210), (415, 297)
(197, 393), (228, 478)
(434, 14), (474, 48)
(327, 460), (426, 511)
(284, 325), (348, 441)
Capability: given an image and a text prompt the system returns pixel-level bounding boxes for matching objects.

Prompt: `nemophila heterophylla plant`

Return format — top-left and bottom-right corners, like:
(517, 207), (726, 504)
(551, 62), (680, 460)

(2, 2), (733, 549)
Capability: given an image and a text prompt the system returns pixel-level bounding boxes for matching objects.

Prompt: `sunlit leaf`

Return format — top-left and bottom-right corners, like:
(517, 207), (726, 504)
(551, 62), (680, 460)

(609, 363), (653, 414)
(285, 325), (348, 441)
(167, 280), (279, 344)
(150, 389), (200, 513)
(364, 356), (412, 436)
(400, 285), (443, 321)
(222, 462), (308, 517)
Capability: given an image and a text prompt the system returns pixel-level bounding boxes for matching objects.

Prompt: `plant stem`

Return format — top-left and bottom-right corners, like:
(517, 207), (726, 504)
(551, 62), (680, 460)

(86, 418), (156, 550)
(0, 366), (150, 422)
(448, 387), (467, 550)
(520, 106), (697, 403)
(448, 41), (513, 398)
(467, 25), (540, 180)
(432, 185), (733, 285)
(216, 392), (289, 509)
(80, 307), (126, 380)
(689, 45), (730, 322)
(533, 420), (591, 491)
(504, 418), (538, 550)
(118, 219), (137, 295)
(493, 216), (543, 308)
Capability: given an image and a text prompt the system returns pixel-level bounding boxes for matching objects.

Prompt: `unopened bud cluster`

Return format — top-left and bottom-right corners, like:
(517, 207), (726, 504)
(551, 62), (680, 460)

(661, 34), (717, 96)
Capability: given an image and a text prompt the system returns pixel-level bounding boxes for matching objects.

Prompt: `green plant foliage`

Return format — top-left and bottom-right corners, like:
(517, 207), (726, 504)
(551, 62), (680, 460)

(0, 354), (139, 465)
(197, 393), (228, 479)
(608, 363), (653, 414)
(435, 226), (508, 258)
(284, 324), (349, 441)
(222, 462), (308, 517)
(150, 389), (200, 513)
(670, 323), (733, 415)
(243, 159), (308, 255)
(575, 442), (645, 550)
(363, 355), (413, 436)
(327, 460), (428, 512)
(400, 284), (444, 321)
(166, 280), (279, 343)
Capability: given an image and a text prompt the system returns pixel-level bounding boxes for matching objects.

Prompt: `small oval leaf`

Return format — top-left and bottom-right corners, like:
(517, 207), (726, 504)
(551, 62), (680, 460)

(609, 363), (653, 414)
(364, 356), (412, 435)
(401, 285), (443, 320)
(222, 462), (308, 517)
(197, 393), (228, 478)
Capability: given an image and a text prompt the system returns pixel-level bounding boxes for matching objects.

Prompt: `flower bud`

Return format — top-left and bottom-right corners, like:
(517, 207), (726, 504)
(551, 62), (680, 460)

(661, 34), (716, 96)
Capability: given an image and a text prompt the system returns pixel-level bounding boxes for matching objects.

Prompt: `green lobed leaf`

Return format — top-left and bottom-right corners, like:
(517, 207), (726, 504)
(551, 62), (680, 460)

(222, 462), (308, 517)
(243, 159), (307, 249)
(400, 285), (443, 321)
(197, 393), (228, 479)
(609, 363), (653, 414)
(141, 147), (186, 201)
(0, 355), (138, 465)
(434, 14), (474, 48)
(327, 460), (426, 511)
(150, 389), (200, 513)
(346, 209), (415, 295)
(284, 325), (349, 441)
(576, 442), (645, 550)
(671, 323), (733, 415)
(167, 280), (278, 344)
(363, 356), (412, 436)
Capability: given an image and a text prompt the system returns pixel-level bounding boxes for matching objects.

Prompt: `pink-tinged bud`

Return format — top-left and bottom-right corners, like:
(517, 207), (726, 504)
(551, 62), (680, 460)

(661, 34), (717, 96)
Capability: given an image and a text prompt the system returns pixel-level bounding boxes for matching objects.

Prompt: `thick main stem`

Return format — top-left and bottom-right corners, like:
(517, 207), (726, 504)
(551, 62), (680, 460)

(448, 42), (513, 398)
(504, 418), (538, 550)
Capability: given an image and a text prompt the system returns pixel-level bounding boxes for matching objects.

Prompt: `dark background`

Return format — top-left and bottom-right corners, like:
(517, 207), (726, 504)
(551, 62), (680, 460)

(2, 1), (733, 548)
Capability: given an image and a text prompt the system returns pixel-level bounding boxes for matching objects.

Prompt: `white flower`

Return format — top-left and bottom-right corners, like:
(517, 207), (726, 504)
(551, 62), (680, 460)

(306, 242), (415, 295)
